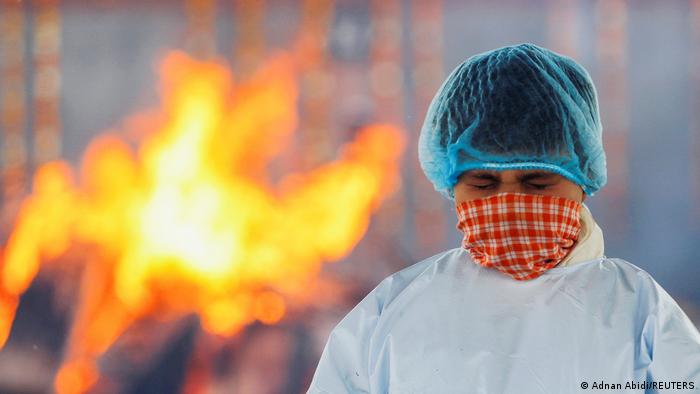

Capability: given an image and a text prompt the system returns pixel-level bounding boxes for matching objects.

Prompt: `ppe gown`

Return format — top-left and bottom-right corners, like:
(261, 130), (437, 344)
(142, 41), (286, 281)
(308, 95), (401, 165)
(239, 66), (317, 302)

(308, 248), (700, 393)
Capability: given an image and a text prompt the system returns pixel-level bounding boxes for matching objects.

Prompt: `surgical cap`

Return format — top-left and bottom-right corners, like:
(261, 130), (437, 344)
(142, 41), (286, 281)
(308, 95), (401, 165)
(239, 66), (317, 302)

(418, 43), (607, 199)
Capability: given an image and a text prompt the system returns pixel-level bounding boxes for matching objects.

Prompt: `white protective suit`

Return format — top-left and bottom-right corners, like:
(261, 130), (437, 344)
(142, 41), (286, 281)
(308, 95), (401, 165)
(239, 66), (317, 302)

(308, 204), (700, 393)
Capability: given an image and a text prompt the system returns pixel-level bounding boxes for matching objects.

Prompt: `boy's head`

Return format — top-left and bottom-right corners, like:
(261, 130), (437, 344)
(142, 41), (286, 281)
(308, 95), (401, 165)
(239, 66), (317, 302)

(418, 43), (607, 200)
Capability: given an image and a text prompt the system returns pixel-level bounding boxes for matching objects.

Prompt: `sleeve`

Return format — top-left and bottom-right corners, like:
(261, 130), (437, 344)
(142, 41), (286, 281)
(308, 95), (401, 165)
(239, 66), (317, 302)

(639, 274), (700, 391)
(306, 283), (387, 394)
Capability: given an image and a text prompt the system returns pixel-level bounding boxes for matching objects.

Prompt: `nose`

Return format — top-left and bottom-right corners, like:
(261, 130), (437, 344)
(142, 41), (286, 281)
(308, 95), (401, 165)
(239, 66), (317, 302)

(498, 182), (526, 194)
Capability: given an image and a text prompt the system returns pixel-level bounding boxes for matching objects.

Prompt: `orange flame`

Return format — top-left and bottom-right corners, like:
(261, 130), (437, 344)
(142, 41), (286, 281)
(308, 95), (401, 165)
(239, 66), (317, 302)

(0, 51), (405, 393)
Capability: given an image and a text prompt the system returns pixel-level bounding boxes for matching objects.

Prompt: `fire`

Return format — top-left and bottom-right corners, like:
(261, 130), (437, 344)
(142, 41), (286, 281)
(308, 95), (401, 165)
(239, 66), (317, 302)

(0, 51), (405, 393)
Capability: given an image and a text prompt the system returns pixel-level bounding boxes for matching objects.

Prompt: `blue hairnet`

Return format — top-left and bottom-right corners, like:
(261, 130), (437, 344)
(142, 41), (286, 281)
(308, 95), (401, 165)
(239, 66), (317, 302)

(418, 43), (607, 199)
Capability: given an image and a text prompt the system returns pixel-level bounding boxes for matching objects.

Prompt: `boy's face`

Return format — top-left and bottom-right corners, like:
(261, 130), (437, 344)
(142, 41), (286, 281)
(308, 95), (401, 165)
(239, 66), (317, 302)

(454, 169), (586, 205)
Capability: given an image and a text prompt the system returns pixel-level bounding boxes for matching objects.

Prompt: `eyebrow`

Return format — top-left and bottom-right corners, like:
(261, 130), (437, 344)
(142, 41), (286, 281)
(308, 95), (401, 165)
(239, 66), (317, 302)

(463, 170), (557, 182)
(518, 171), (557, 182)
(464, 171), (499, 181)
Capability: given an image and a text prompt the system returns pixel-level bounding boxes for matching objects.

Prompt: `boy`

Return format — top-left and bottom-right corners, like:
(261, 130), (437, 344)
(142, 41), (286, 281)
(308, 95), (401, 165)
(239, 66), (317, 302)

(308, 43), (700, 393)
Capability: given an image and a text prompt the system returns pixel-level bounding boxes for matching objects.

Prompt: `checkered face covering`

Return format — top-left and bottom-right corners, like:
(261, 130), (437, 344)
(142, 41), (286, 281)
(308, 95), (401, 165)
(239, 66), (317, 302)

(456, 192), (582, 281)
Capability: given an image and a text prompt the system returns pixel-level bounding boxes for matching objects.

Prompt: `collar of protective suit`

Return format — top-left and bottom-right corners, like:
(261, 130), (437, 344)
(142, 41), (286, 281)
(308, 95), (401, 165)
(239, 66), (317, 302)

(557, 202), (605, 267)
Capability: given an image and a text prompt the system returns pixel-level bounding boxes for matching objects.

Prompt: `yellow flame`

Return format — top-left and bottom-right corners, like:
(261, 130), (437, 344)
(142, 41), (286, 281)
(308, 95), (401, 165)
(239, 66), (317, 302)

(0, 51), (405, 393)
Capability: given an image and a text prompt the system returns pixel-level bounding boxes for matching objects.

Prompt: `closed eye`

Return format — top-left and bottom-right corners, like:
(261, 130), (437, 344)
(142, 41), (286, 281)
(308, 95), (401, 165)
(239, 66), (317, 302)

(527, 183), (551, 190)
(470, 184), (496, 190)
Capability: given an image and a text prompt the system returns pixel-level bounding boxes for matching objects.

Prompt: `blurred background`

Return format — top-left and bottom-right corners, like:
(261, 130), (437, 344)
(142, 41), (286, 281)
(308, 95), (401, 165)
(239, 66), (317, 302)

(0, 0), (699, 393)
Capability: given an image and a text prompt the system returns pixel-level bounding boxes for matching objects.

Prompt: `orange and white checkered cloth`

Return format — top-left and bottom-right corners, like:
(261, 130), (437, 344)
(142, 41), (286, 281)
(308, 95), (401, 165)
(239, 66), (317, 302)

(456, 193), (582, 281)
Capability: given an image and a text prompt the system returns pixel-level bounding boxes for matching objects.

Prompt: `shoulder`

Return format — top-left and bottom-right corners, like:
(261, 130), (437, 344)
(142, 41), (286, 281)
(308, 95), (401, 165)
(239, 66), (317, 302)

(370, 248), (465, 310)
(339, 248), (465, 322)
(566, 256), (656, 284)
(592, 257), (672, 306)
(600, 257), (659, 286)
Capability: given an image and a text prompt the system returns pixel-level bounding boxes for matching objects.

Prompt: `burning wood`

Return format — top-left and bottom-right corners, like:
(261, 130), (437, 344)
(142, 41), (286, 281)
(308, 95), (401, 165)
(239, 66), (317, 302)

(0, 51), (405, 393)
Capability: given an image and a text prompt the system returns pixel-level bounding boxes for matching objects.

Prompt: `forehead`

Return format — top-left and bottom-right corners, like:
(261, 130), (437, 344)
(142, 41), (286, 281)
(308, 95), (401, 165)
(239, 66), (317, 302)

(460, 169), (560, 179)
